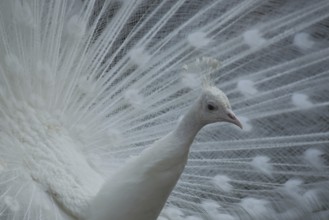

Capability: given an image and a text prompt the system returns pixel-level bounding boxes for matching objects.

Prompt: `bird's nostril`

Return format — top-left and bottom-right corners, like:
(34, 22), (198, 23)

(227, 113), (236, 120)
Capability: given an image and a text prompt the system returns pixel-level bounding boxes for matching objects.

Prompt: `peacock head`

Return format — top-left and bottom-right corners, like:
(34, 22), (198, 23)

(198, 86), (243, 129)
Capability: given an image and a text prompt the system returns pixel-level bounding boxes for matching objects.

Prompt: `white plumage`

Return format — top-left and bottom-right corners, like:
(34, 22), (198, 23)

(88, 86), (241, 220)
(0, 0), (328, 220)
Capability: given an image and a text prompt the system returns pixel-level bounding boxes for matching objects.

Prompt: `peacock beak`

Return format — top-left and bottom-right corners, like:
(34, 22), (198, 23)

(226, 109), (243, 129)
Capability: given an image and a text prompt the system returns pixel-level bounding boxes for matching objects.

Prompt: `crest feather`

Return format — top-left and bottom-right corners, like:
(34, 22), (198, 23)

(182, 56), (220, 90)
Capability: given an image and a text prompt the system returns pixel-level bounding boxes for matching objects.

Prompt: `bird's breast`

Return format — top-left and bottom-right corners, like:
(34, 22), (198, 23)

(90, 167), (182, 220)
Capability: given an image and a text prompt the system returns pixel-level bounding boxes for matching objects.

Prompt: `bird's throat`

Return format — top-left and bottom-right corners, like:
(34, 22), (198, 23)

(174, 104), (204, 147)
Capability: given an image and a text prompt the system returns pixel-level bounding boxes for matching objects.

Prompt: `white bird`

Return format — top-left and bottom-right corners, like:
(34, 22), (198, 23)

(87, 85), (242, 220)
(0, 0), (329, 220)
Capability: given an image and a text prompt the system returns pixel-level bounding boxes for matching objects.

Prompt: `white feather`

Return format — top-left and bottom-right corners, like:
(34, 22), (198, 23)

(243, 29), (266, 48)
(0, 1), (328, 220)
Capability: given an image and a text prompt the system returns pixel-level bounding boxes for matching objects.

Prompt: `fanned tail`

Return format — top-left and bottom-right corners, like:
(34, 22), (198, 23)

(0, 0), (328, 219)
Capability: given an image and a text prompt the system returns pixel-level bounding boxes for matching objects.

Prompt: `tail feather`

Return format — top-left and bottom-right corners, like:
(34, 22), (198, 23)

(0, 0), (328, 219)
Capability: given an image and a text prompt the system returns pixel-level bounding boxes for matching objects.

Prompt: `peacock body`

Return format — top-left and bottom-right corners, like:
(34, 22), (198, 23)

(0, 0), (329, 220)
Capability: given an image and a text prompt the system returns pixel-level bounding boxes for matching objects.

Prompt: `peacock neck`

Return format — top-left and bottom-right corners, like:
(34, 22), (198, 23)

(172, 100), (205, 151)
(135, 99), (205, 173)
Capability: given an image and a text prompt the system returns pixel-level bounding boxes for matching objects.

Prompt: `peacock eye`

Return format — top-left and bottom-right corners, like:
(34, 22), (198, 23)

(207, 103), (217, 111)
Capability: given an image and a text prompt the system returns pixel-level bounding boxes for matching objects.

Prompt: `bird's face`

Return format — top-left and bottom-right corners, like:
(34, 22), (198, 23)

(199, 87), (242, 129)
